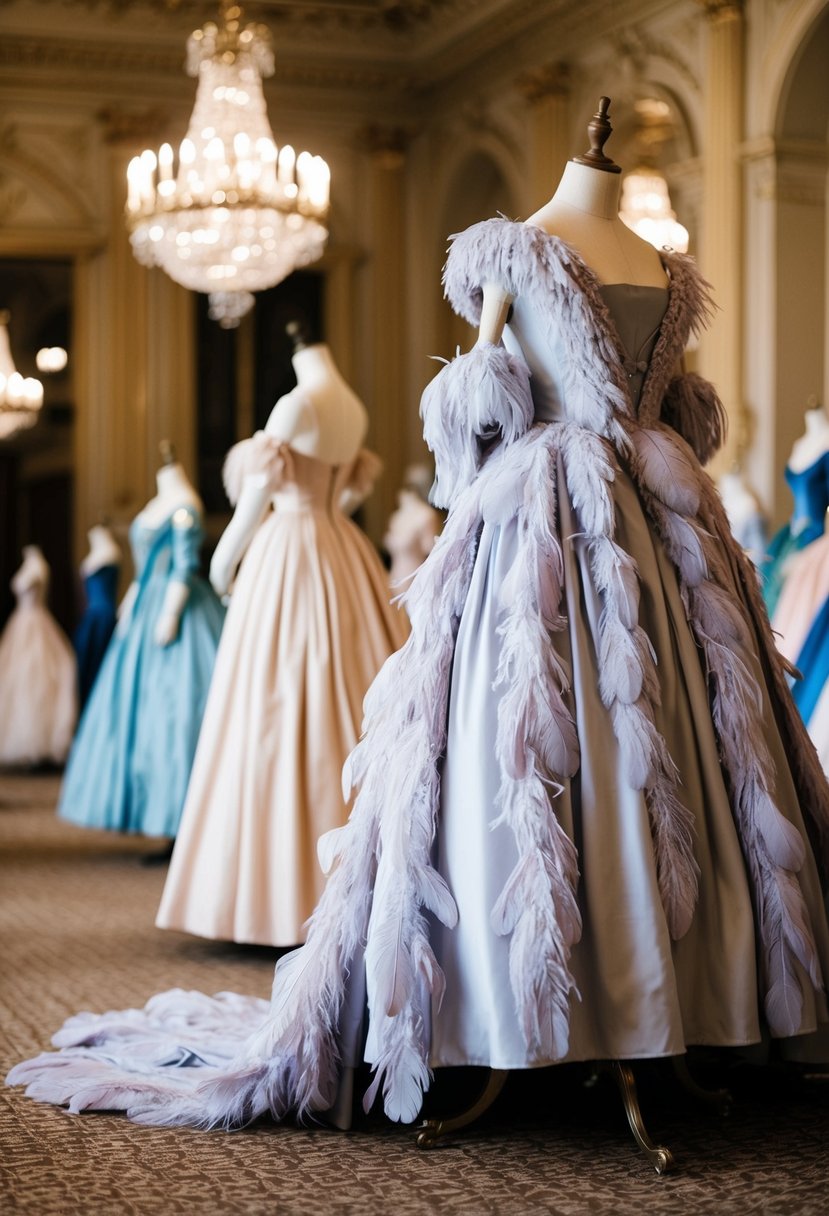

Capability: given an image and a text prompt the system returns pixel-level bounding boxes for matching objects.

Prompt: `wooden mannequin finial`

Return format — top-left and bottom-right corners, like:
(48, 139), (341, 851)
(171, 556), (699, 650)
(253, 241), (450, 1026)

(572, 96), (621, 174)
(286, 319), (311, 353)
(159, 438), (177, 467)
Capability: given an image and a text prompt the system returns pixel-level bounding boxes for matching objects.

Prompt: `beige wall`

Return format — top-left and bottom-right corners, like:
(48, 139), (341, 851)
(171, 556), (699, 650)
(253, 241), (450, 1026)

(0, 0), (827, 558)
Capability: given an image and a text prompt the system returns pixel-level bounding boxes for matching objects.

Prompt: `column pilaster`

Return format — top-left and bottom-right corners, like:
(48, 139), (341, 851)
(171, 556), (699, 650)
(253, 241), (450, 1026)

(698, 0), (745, 470)
(361, 125), (409, 543)
(518, 62), (572, 211)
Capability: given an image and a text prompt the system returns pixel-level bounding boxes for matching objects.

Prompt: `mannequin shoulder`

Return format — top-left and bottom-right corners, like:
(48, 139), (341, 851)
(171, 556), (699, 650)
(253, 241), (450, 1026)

(171, 496), (203, 528)
(266, 385), (367, 466)
(265, 387), (319, 444)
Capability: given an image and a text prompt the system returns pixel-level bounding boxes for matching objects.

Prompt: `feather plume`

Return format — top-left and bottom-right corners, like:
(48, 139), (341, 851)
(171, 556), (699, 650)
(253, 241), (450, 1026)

(559, 426), (615, 535)
(589, 540), (640, 629)
(630, 426), (701, 516)
(661, 374), (728, 465)
(420, 342), (534, 508)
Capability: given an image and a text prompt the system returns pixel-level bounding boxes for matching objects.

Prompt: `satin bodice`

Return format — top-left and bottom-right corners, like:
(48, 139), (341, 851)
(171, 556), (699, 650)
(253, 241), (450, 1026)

(784, 452), (829, 536)
(129, 506), (204, 583)
(504, 283), (669, 421)
(81, 564), (119, 612)
(270, 449), (350, 514)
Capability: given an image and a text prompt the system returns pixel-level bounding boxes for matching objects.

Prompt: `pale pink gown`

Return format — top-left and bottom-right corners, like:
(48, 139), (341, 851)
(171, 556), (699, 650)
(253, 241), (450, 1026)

(156, 439), (408, 947)
(771, 533), (829, 663)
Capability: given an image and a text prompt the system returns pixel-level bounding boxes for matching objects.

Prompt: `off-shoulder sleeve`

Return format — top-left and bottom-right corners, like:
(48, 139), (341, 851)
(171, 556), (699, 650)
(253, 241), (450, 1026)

(339, 448), (383, 513)
(170, 506), (203, 582)
(222, 431), (292, 506)
(660, 373), (728, 465)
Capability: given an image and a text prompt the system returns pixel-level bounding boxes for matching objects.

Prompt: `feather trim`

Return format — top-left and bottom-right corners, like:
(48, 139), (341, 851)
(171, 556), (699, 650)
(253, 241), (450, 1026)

(441, 218), (717, 445)
(660, 374), (728, 465)
(489, 430), (581, 1060)
(627, 420), (824, 1035)
(419, 342), (534, 509)
(559, 421), (699, 939)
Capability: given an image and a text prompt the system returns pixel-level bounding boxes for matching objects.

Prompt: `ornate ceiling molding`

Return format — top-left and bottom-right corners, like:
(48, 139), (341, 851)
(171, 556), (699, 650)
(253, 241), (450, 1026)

(0, 0), (687, 118)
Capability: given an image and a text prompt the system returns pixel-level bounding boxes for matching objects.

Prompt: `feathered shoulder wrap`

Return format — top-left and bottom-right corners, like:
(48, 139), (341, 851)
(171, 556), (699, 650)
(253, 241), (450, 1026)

(222, 432), (291, 506)
(426, 217), (726, 507)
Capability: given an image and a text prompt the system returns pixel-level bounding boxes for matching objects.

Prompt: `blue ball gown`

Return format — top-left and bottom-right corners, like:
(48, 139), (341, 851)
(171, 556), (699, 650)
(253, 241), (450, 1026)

(763, 452), (829, 616)
(59, 506), (225, 838)
(73, 563), (119, 707)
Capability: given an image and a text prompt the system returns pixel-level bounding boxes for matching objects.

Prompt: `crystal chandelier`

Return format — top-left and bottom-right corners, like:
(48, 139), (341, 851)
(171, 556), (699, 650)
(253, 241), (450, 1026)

(126, 1), (330, 328)
(0, 311), (43, 440)
(619, 169), (689, 254)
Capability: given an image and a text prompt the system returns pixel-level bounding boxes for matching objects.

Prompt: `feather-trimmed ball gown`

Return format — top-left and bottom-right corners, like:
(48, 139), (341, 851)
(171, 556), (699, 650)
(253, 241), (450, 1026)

(9, 219), (829, 1131)
(58, 508), (224, 838)
(156, 439), (409, 947)
(0, 558), (76, 766)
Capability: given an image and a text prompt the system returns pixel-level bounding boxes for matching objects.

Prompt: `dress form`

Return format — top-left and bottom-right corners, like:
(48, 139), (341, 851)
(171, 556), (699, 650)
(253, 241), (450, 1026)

(788, 407), (829, 473)
(14, 545), (49, 597)
(383, 488), (442, 587)
(0, 545), (77, 765)
(211, 327), (369, 596)
(120, 445), (203, 646)
(81, 526), (121, 576)
(478, 99), (667, 346)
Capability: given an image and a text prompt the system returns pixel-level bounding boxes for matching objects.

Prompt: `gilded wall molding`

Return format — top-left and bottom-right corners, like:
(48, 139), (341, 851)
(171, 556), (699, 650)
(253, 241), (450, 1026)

(517, 62), (572, 104)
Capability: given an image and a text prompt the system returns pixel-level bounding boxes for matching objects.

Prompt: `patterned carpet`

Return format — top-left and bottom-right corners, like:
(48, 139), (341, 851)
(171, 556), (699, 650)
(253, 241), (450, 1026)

(2, 773), (828, 1216)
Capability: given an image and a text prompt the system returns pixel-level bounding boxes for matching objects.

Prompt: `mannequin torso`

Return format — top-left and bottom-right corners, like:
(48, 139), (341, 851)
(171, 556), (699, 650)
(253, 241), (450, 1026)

(265, 344), (367, 468)
(136, 464), (202, 529)
(13, 545), (49, 604)
(122, 463), (203, 646)
(81, 526), (121, 576)
(787, 409), (829, 474)
(211, 344), (370, 595)
(479, 161), (667, 345)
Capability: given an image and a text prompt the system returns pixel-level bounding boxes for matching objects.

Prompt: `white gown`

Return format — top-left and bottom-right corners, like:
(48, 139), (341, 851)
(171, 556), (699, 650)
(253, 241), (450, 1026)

(0, 556), (77, 765)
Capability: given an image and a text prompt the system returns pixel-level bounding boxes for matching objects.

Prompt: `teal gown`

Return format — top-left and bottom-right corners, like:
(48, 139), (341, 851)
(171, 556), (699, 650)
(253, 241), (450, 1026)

(59, 506), (225, 838)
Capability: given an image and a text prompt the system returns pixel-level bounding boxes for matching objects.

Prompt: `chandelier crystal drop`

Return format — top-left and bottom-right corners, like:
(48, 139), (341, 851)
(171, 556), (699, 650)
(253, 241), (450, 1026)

(125, 1), (330, 328)
(619, 169), (689, 254)
(0, 312), (43, 441)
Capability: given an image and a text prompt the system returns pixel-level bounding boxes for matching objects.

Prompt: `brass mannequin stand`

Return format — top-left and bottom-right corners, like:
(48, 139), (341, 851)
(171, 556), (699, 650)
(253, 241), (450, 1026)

(415, 1057), (731, 1174)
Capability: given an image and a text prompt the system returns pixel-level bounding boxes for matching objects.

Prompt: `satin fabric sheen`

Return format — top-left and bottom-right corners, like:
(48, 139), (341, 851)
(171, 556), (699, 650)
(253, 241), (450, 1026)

(430, 286), (829, 1069)
(58, 509), (224, 837)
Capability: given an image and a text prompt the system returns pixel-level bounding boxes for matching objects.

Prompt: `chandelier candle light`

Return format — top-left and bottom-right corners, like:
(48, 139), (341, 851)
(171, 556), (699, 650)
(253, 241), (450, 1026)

(0, 311), (43, 440)
(619, 169), (689, 254)
(126, 1), (330, 328)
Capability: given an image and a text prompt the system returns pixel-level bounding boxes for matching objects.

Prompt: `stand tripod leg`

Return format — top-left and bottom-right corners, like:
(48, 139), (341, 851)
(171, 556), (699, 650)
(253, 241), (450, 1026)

(416, 1069), (509, 1149)
(611, 1062), (675, 1175)
(672, 1055), (732, 1116)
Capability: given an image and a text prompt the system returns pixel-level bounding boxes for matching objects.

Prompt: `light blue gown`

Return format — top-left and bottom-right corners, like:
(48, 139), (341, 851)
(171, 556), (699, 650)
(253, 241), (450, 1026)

(59, 507), (225, 837)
